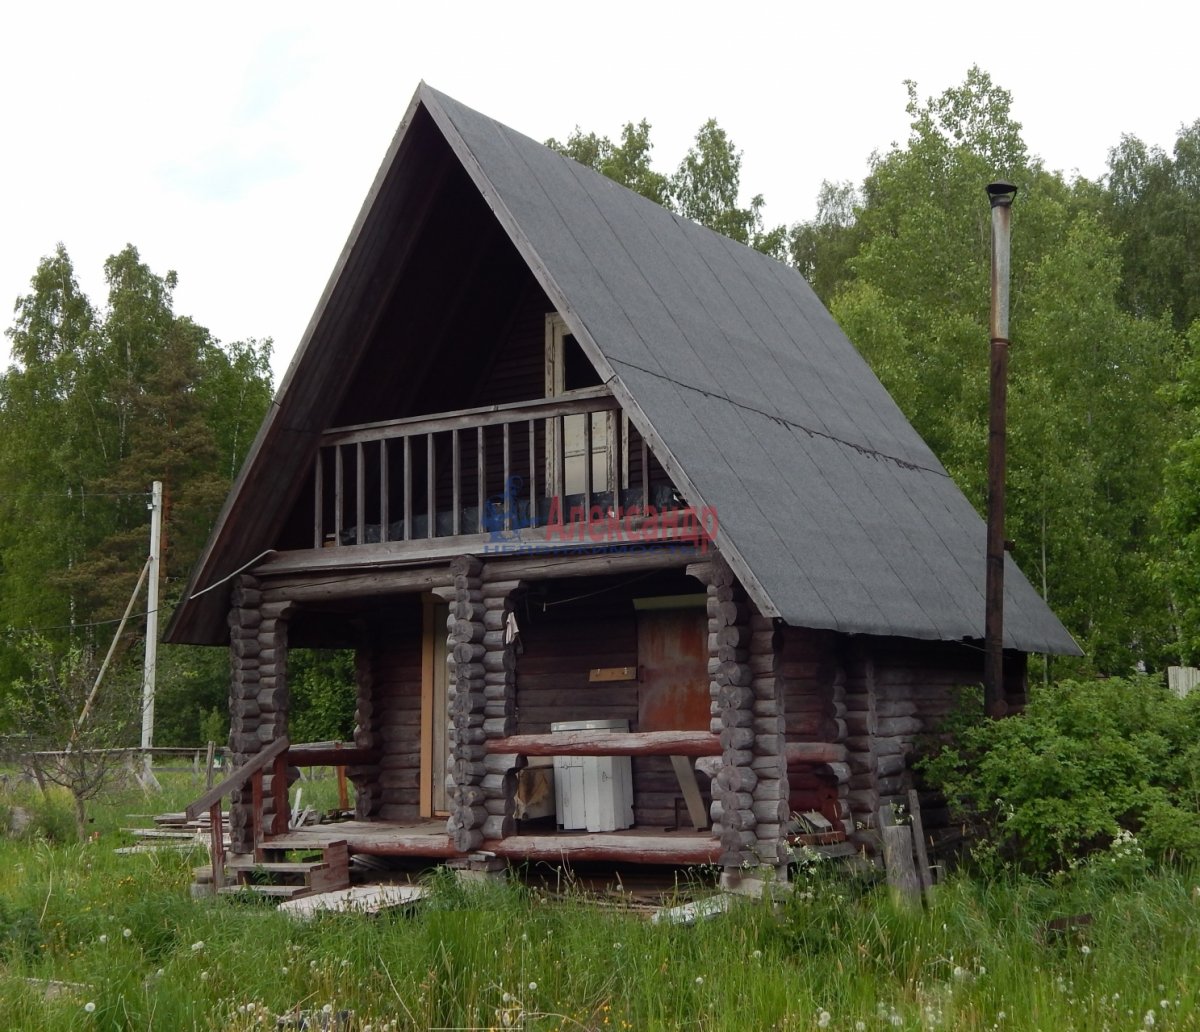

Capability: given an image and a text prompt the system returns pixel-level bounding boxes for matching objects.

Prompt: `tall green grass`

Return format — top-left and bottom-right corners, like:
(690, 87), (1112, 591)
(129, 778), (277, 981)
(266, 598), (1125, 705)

(0, 777), (1197, 1030)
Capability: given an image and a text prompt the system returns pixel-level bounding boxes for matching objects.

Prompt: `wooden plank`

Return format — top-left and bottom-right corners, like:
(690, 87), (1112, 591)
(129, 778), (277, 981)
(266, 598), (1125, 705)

(486, 833), (721, 865)
(784, 742), (849, 765)
(184, 736), (290, 821)
(583, 413), (593, 519)
(477, 425), (486, 522)
(485, 730), (721, 758)
(908, 787), (934, 895)
(403, 437), (412, 541)
(287, 745), (381, 767)
(334, 445), (344, 544)
(451, 429), (461, 536)
(669, 754), (709, 830)
(321, 387), (617, 444)
(527, 418), (537, 527)
(426, 433), (435, 538)
(356, 442), (365, 545)
(380, 440), (390, 543)
(503, 422), (511, 531)
(313, 449), (324, 549)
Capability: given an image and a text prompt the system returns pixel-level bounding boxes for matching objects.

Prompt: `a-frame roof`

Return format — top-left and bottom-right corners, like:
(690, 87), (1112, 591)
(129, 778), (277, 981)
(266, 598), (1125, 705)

(167, 83), (1079, 656)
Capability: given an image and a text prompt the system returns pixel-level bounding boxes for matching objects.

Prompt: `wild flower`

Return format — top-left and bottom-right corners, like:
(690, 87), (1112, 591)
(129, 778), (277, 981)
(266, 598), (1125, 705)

(122, 928), (131, 938)
(191, 940), (205, 952)
(84, 1002), (96, 1013)
(1144, 1011), (1156, 1028)
(528, 982), (538, 991)
(817, 1010), (831, 1028)
(98, 934), (108, 944)
(695, 976), (704, 985)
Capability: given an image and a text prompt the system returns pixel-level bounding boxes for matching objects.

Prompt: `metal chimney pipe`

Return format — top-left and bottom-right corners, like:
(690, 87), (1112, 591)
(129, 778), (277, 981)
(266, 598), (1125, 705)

(984, 180), (1016, 718)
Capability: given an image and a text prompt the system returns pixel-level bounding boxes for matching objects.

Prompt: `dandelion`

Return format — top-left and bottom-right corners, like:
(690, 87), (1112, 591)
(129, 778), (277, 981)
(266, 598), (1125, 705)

(528, 982), (538, 991)
(200, 971), (210, 981)
(856, 1023), (867, 1032)
(502, 992), (513, 1003)
(281, 966), (289, 974)
(191, 941), (205, 952)
(953, 966), (966, 980)
(695, 976), (704, 985)
(817, 1010), (831, 1028)
(751, 950), (763, 960)
(323, 1004), (333, 1015)
(84, 1002), (96, 1014)
(122, 928), (132, 939)
(1161, 999), (1170, 1009)
(1080, 944), (1091, 955)
(98, 934), (108, 944)
(1144, 1011), (1156, 1028)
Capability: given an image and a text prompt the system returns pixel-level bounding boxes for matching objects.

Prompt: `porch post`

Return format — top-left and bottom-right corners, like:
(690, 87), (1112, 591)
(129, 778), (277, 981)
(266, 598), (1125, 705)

(479, 572), (525, 841)
(843, 640), (881, 851)
(446, 555), (487, 852)
(226, 575), (291, 854)
(705, 557), (788, 878)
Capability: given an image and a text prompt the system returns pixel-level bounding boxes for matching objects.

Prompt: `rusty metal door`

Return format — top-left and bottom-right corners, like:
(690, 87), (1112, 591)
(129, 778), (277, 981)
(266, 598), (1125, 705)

(637, 608), (709, 731)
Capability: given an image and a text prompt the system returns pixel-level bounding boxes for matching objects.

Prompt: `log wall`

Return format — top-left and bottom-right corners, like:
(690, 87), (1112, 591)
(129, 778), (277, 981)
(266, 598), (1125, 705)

(227, 574), (289, 854)
(351, 627), (423, 821)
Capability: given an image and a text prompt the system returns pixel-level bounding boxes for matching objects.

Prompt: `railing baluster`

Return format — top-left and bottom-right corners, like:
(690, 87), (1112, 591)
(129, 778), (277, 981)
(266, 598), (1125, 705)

(251, 768), (264, 857)
(403, 436), (412, 541)
(555, 414), (566, 509)
(583, 414), (593, 526)
(528, 418), (537, 528)
(477, 425), (486, 534)
(314, 449), (324, 549)
(271, 751), (289, 836)
(209, 800), (224, 889)
(355, 441), (365, 545)
(502, 422), (511, 531)
(380, 439), (390, 543)
(427, 433), (435, 538)
(641, 435), (650, 510)
(452, 429), (461, 536)
(614, 412), (624, 506)
(334, 446), (344, 547)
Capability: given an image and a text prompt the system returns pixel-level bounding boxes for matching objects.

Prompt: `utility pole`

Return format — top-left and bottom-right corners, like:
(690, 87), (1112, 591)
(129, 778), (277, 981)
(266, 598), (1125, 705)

(141, 481), (163, 779)
(984, 182), (1016, 718)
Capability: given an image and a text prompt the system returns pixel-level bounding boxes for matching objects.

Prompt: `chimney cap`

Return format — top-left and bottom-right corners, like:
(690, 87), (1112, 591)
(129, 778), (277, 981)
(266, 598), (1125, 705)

(986, 180), (1018, 207)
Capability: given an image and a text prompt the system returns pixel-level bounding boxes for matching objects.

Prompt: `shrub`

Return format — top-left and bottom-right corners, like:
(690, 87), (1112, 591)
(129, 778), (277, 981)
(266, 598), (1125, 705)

(919, 676), (1200, 873)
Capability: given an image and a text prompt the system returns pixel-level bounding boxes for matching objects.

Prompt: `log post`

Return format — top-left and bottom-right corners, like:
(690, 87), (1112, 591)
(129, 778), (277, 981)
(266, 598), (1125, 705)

(228, 575), (292, 854)
(477, 572), (524, 842)
(350, 647), (381, 819)
(704, 557), (771, 873)
(446, 556), (488, 852)
(842, 641), (880, 851)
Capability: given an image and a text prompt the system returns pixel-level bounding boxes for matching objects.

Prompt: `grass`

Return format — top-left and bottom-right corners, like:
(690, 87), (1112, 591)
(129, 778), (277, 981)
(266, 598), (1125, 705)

(0, 775), (1198, 1030)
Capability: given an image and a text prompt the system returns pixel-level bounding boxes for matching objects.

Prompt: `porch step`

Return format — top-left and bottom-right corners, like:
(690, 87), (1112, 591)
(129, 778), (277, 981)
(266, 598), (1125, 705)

(219, 883), (311, 899)
(210, 840), (351, 901)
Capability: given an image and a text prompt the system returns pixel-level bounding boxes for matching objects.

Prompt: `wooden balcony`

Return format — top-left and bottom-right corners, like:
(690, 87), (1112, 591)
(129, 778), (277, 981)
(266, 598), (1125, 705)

(309, 387), (687, 553)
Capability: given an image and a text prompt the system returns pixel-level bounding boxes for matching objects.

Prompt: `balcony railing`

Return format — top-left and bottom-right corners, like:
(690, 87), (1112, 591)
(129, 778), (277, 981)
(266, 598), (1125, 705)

(314, 388), (667, 549)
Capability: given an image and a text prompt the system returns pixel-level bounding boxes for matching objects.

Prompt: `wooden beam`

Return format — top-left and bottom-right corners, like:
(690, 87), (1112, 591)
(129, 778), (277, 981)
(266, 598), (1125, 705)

(286, 745), (381, 767)
(784, 742), (848, 765)
(485, 833), (721, 865)
(322, 386), (616, 445)
(185, 736), (290, 821)
(485, 730), (721, 758)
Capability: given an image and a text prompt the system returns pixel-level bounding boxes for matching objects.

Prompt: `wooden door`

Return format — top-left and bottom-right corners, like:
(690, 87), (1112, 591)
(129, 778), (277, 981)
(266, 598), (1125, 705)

(636, 606), (709, 731)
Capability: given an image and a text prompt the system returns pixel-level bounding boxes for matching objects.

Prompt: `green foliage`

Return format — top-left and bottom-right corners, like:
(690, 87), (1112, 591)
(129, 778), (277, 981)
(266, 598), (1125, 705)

(0, 243), (272, 724)
(1107, 120), (1200, 331)
(920, 677), (1200, 873)
(287, 649), (356, 743)
(830, 67), (1179, 673)
(548, 115), (787, 257)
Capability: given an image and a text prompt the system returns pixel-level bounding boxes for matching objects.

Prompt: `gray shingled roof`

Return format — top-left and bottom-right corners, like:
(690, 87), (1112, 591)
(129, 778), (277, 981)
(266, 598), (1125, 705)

(167, 83), (1079, 655)
(421, 85), (1079, 654)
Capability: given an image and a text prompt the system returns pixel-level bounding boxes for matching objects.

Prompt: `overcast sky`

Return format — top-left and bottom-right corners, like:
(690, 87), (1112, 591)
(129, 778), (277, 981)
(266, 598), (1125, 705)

(1, 1), (1196, 386)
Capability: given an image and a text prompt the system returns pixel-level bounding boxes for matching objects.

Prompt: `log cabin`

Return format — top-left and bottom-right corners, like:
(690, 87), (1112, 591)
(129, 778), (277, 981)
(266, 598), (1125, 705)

(166, 83), (1079, 891)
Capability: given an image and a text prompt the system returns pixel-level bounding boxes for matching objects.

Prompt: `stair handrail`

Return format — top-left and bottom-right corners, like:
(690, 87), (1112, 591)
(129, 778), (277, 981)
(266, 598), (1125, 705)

(185, 736), (290, 888)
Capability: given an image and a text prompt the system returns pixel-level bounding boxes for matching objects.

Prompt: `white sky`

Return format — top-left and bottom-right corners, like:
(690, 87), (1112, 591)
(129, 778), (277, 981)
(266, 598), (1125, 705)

(1, 1), (1195, 387)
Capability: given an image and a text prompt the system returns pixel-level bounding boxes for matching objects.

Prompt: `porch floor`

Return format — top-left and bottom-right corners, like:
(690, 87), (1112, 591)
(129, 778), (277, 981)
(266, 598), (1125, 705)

(262, 820), (721, 865)
(260, 820), (846, 867)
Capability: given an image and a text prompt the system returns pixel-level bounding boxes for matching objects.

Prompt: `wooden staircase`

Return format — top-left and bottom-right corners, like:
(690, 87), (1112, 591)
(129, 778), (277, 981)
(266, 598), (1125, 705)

(213, 840), (351, 901)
